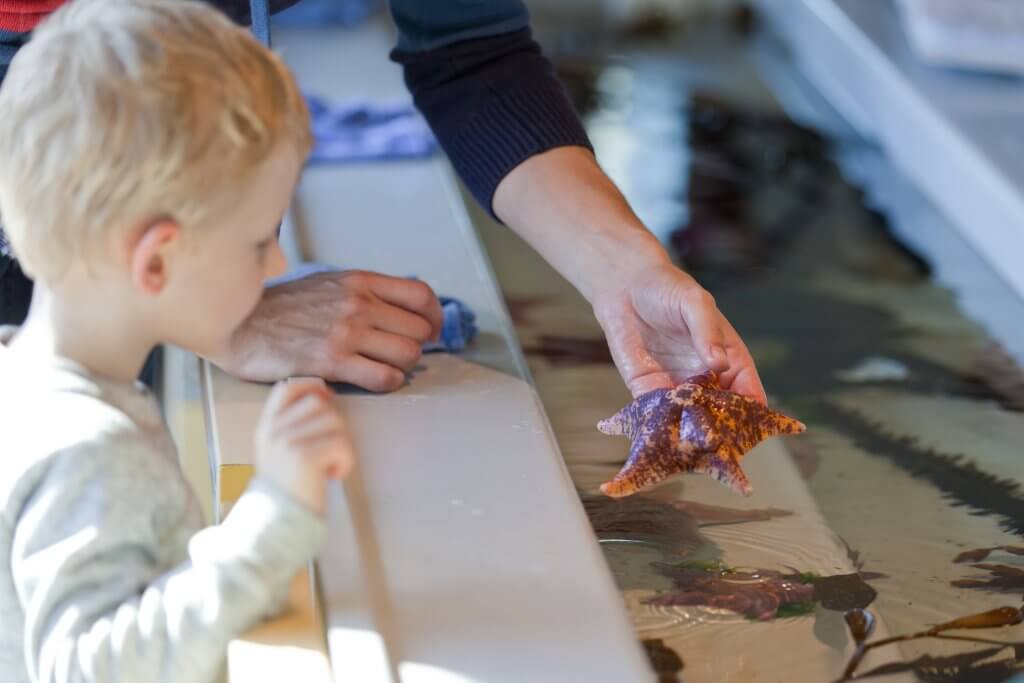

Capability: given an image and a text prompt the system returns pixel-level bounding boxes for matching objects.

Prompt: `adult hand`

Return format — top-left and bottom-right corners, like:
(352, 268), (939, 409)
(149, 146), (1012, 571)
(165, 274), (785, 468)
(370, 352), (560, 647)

(494, 146), (766, 404)
(211, 271), (442, 391)
(593, 261), (766, 403)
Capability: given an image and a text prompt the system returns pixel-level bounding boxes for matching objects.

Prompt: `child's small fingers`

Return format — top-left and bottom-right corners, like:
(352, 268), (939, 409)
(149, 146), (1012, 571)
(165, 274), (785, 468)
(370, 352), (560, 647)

(282, 378), (332, 411)
(262, 380), (300, 417)
(325, 451), (354, 480)
(282, 413), (346, 444)
(263, 377), (328, 418)
(277, 390), (335, 426)
(285, 376), (329, 393)
(300, 432), (354, 476)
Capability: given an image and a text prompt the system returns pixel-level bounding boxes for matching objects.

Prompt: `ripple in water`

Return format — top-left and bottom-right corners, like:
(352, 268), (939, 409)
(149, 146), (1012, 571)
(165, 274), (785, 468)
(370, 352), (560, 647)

(591, 495), (830, 633)
(702, 523), (844, 575)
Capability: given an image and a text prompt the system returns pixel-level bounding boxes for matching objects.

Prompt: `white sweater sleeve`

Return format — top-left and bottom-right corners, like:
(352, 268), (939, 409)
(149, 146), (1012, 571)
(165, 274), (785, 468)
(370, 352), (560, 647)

(10, 432), (325, 683)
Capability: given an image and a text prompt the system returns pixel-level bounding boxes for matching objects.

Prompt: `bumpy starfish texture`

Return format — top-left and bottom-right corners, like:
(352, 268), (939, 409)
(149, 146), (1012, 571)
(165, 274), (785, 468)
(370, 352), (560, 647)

(597, 371), (806, 497)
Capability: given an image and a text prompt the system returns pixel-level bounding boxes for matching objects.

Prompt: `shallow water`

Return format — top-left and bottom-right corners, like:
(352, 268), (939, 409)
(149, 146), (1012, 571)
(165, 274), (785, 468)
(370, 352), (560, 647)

(478, 18), (1024, 683)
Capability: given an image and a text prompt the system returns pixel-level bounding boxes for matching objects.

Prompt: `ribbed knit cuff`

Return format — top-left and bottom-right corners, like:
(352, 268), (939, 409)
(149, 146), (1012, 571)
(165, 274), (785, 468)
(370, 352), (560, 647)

(443, 76), (593, 217)
(393, 28), (593, 219)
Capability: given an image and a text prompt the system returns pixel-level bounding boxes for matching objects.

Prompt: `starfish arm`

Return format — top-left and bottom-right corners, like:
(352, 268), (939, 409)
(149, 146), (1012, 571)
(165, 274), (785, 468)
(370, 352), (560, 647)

(710, 392), (806, 451)
(597, 388), (673, 439)
(600, 411), (700, 498)
(597, 406), (630, 436)
(759, 409), (807, 438)
(693, 446), (753, 496)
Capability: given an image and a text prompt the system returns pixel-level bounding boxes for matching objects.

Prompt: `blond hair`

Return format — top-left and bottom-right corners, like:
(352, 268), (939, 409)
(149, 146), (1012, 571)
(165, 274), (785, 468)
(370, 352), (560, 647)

(0, 0), (311, 282)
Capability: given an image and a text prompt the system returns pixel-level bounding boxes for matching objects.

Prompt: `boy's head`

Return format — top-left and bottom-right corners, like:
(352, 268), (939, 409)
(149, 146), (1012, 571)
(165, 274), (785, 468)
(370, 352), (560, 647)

(0, 0), (311, 355)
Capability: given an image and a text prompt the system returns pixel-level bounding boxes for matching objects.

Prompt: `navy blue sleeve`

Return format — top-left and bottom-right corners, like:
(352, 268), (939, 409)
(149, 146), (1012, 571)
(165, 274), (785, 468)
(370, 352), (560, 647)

(388, 0), (530, 52)
(389, 1), (593, 218)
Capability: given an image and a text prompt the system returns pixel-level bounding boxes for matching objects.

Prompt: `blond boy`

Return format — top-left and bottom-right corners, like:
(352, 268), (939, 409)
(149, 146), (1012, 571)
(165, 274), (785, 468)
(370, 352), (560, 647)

(0, 1), (353, 681)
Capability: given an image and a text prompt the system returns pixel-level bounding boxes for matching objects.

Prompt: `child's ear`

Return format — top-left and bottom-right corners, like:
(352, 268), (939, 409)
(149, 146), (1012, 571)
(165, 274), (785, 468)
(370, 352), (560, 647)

(129, 219), (181, 295)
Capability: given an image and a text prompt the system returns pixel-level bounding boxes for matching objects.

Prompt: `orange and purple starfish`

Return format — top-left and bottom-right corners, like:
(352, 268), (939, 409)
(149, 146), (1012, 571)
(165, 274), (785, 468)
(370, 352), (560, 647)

(598, 371), (806, 497)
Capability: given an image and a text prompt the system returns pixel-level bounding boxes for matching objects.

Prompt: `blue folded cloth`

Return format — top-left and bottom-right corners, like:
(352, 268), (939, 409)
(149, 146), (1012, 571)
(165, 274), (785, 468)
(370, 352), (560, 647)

(305, 95), (437, 164)
(265, 263), (477, 352)
(423, 296), (478, 353)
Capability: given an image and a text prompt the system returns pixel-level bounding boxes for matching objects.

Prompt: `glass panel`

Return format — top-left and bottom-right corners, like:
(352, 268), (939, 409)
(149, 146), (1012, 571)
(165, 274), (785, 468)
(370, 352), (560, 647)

(162, 345), (215, 525)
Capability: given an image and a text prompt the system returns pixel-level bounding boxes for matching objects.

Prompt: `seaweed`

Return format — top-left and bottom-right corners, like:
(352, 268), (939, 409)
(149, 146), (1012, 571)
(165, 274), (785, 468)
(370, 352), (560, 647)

(956, 547), (1024, 564)
(817, 403), (1024, 536)
(775, 601), (816, 618)
(839, 606), (1024, 682)
(502, 295), (553, 328)
(641, 638), (685, 683)
(522, 335), (614, 366)
(953, 561), (1024, 593)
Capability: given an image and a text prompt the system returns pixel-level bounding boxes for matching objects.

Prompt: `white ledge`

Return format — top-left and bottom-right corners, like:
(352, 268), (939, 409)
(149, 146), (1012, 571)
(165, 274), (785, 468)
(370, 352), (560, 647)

(201, 17), (653, 683)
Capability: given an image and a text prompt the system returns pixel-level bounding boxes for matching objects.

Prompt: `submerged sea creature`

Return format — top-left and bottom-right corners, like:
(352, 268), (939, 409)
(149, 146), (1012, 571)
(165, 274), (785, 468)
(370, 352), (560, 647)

(647, 561), (878, 621)
(648, 562), (877, 621)
(647, 563), (820, 621)
(597, 371), (806, 497)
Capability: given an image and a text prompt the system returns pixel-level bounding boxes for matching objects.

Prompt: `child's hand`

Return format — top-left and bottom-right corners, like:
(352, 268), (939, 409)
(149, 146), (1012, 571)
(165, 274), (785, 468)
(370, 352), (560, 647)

(254, 378), (354, 515)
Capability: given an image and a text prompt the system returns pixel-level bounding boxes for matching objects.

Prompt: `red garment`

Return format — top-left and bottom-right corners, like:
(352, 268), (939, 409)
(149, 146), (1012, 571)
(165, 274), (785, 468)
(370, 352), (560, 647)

(0, 0), (66, 33)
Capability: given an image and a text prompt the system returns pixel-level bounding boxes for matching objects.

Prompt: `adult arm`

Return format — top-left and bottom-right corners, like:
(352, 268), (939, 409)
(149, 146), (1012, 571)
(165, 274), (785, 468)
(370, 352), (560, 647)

(390, 2), (764, 401)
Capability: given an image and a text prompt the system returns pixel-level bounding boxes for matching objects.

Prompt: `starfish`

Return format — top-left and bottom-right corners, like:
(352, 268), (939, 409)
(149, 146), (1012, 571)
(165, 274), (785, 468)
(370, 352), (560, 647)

(597, 370), (806, 497)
